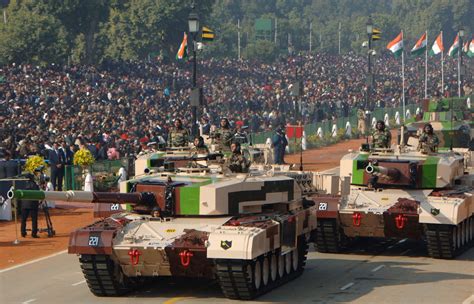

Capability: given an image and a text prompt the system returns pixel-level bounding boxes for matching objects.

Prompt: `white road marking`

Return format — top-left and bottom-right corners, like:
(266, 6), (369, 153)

(72, 279), (86, 286)
(0, 250), (67, 273)
(371, 265), (385, 272)
(22, 299), (36, 304)
(340, 282), (354, 291)
(462, 294), (474, 304)
(397, 238), (408, 244)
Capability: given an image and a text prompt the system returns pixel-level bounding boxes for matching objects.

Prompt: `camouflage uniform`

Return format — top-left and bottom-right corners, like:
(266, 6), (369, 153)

(226, 153), (250, 173)
(357, 109), (366, 135)
(190, 145), (209, 155)
(212, 128), (234, 150)
(418, 133), (439, 152)
(371, 129), (391, 148)
(167, 127), (189, 147)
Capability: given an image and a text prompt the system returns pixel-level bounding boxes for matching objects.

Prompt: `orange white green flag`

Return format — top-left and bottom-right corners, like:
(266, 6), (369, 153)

(176, 32), (188, 60)
(468, 39), (474, 58)
(387, 31), (404, 57)
(410, 32), (427, 56)
(448, 34), (459, 57)
(429, 32), (444, 55)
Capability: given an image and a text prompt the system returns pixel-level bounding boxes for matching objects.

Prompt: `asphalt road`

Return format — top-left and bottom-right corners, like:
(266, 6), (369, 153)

(1, 238), (473, 304)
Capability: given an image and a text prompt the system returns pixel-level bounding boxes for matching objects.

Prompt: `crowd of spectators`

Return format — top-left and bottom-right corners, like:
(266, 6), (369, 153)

(0, 52), (472, 160)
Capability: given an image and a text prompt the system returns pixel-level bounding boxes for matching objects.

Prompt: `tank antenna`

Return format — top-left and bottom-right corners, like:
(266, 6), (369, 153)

(450, 97), (453, 151)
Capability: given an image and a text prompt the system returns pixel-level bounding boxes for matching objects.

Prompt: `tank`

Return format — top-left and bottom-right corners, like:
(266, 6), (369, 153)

(9, 164), (320, 299)
(312, 133), (474, 259)
(402, 97), (473, 149)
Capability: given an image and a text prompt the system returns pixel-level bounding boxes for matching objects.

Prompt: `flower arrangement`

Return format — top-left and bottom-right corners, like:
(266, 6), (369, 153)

(73, 149), (95, 167)
(24, 155), (47, 173)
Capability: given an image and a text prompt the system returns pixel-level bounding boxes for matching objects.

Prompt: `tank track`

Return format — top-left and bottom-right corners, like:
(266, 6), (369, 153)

(215, 238), (308, 300)
(315, 218), (346, 253)
(79, 254), (134, 296)
(425, 215), (474, 259)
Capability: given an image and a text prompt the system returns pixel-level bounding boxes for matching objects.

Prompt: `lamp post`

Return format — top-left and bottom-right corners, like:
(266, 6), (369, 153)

(458, 27), (464, 97)
(366, 16), (373, 111)
(188, 5), (199, 136)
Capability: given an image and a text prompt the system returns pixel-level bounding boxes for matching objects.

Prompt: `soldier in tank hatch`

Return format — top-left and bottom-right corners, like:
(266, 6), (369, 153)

(211, 118), (234, 151)
(167, 118), (189, 148)
(371, 120), (391, 149)
(418, 123), (439, 153)
(226, 142), (250, 173)
(190, 136), (209, 155)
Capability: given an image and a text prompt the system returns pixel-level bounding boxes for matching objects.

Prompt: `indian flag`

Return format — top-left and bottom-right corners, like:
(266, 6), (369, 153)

(410, 32), (427, 56)
(387, 31), (404, 57)
(176, 32), (188, 60)
(429, 32), (444, 55)
(448, 34), (459, 57)
(468, 39), (474, 58)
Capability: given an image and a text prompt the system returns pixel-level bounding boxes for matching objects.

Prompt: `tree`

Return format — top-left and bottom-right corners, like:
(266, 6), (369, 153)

(0, 0), (67, 65)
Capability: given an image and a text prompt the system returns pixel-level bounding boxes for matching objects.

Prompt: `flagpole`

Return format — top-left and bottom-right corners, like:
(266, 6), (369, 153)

(237, 19), (241, 60)
(424, 30), (428, 98)
(457, 33), (461, 97)
(441, 31), (444, 97)
(402, 31), (406, 122)
(338, 22), (341, 55)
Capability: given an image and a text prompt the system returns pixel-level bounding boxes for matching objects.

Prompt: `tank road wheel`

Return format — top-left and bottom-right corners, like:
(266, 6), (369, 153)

(277, 254), (285, 278)
(291, 248), (299, 272)
(270, 254), (278, 282)
(284, 252), (292, 275)
(262, 257), (270, 286)
(214, 237), (309, 300)
(315, 219), (347, 253)
(253, 260), (262, 290)
(79, 254), (133, 296)
(425, 218), (474, 259)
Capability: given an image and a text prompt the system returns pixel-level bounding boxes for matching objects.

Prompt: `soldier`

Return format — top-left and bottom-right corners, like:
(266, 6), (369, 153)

(226, 142), (250, 173)
(418, 123), (439, 153)
(357, 107), (367, 135)
(371, 120), (391, 148)
(211, 118), (234, 151)
(167, 118), (189, 148)
(272, 126), (288, 165)
(190, 136), (209, 155)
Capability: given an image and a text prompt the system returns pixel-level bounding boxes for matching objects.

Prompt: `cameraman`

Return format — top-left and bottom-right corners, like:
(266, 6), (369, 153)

(20, 171), (40, 238)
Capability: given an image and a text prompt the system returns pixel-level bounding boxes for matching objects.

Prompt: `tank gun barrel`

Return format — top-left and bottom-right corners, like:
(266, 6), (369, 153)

(365, 164), (401, 181)
(7, 189), (156, 206)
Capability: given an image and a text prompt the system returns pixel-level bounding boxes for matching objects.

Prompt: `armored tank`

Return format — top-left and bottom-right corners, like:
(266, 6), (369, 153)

(402, 97), (473, 149)
(313, 133), (474, 259)
(8, 163), (319, 299)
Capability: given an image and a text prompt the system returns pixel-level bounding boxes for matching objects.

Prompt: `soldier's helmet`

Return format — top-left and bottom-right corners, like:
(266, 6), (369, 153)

(194, 136), (205, 147)
(174, 118), (182, 128)
(231, 141), (241, 154)
(424, 123), (434, 134)
(220, 118), (230, 128)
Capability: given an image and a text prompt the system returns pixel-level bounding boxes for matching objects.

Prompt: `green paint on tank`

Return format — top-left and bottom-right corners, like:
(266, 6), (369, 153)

(178, 179), (213, 215)
(421, 156), (438, 188)
(352, 153), (369, 185)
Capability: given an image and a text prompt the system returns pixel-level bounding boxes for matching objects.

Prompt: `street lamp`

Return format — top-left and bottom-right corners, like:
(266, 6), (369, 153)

(188, 5), (200, 136)
(365, 16), (373, 111)
(458, 27), (464, 97)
